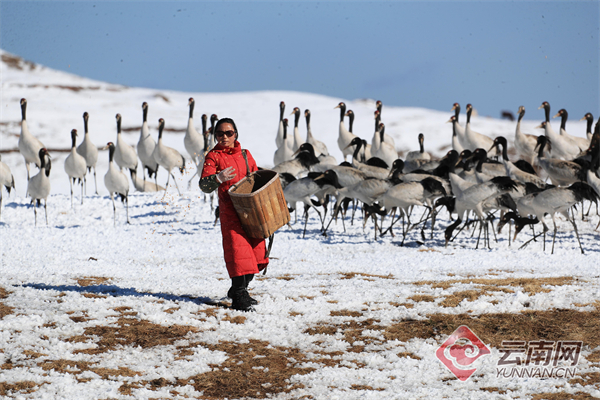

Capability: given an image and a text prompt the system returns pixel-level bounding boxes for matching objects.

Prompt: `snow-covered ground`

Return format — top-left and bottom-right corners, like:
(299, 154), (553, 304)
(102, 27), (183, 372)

(1, 50), (599, 399)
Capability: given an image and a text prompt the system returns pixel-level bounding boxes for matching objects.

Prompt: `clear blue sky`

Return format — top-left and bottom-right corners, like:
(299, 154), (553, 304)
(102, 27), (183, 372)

(1, 1), (599, 119)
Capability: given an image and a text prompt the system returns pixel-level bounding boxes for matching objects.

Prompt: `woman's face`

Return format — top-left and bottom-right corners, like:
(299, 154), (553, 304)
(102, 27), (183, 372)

(215, 122), (236, 148)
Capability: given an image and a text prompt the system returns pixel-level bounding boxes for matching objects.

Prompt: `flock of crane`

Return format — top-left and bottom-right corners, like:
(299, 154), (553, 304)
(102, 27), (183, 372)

(273, 100), (600, 254)
(1, 96), (599, 254)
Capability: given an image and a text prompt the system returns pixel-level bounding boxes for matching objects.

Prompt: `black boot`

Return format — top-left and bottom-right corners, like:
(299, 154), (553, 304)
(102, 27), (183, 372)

(244, 274), (258, 305)
(227, 276), (254, 312)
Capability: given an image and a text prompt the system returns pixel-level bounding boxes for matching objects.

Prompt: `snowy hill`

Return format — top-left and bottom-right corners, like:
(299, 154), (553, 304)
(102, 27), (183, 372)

(0, 50), (598, 400)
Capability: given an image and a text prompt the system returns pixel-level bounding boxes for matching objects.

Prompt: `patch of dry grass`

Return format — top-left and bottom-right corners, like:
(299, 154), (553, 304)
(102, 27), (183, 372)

(77, 276), (111, 287)
(340, 272), (394, 280)
(569, 372), (600, 387)
(0, 287), (13, 319)
(408, 295), (436, 303)
(67, 307), (198, 355)
(330, 310), (362, 317)
(384, 309), (600, 348)
(0, 381), (40, 396)
(530, 393), (598, 400)
(397, 352), (421, 360)
(350, 384), (385, 391)
(414, 277), (575, 295)
(175, 339), (315, 399)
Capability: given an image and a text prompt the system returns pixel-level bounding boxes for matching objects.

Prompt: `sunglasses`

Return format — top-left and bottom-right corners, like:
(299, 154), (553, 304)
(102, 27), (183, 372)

(215, 130), (235, 138)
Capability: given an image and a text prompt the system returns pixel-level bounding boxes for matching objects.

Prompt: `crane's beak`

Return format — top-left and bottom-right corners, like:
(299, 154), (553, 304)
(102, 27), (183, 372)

(552, 112), (560, 119)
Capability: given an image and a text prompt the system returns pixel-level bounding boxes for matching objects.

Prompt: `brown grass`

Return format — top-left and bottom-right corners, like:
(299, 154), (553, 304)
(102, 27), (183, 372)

(408, 295), (436, 303)
(414, 277), (575, 295)
(350, 384), (385, 391)
(82, 293), (107, 299)
(67, 308), (198, 355)
(222, 315), (247, 324)
(569, 372), (600, 386)
(530, 393), (598, 400)
(77, 276), (111, 287)
(587, 351), (600, 364)
(390, 302), (415, 309)
(175, 339), (315, 399)
(0, 381), (40, 396)
(330, 310), (362, 317)
(397, 352), (421, 360)
(0, 287), (13, 319)
(341, 272), (394, 280)
(384, 309), (600, 348)
(480, 387), (507, 394)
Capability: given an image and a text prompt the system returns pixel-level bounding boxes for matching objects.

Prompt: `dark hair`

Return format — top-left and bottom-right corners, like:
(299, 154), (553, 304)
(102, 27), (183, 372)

(214, 117), (238, 142)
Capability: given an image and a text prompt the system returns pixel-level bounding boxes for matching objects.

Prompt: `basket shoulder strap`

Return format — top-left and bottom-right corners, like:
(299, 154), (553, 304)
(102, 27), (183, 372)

(241, 149), (251, 178)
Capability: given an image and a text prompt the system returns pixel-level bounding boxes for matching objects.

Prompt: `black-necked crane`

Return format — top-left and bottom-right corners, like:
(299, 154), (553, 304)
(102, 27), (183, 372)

(405, 133), (431, 162)
(304, 109), (329, 157)
(345, 110), (371, 161)
(581, 112), (594, 141)
(104, 142), (130, 225)
(444, 173), (517, 248)
(273, 118), (295, 166)
(535, 135), (586, 186)
(64, 129), (87, 207)
(489, 136), (547, 188)
(153, 118), (186, 196)
(553, 108), (590, 151)
(290, 106), (304, 152)
(26, 148), (51, 226)
(513, 106), (538, 167)
(451, 103), (468, 150)
(0, 155), (15, 221)
(372, 123), (398, 167)
(184, 98), (204, 173)
(464, 104), (499, 157)
(335, 102), (357, 161)
(448, 116), (464, 154)
(381, 177), (447, 245)
(130, 169), (165, 193)
(76, 112), (99, 195)
(206, 113), (218, 152)
(283, 172), (340, 237)
(273, 142), (321, 177)
(18, 98), (45, 181)
(512, 182), (598, 254)
(345, 137), (390, 179)
(137, 102), (158, 190)
(538, 102), (580, 160)
(275, 101), (286, 149)
(114, 113), (138, 173)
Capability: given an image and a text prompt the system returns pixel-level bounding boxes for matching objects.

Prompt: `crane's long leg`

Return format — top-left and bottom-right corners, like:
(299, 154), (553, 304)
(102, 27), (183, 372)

(80, 178), (84, 204)
(93, 166), (98, 195)
(570, 210), (584, 254)
(475, 220), (484, 249)
(69, 178), (74, 209)
(126, 194), (130, 224)
(162, 172), (172, 200)
(44, 199), (48, 226)
(172, 173), (182, 196)
(111, 194), (117, 226)
(33, 201), (37, 227)
(550, 218), (558, 254)
(302, 205), (310, 238)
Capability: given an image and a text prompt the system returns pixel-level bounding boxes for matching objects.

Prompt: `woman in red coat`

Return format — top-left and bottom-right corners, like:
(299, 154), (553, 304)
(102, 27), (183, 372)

(200, 118), (268, 311)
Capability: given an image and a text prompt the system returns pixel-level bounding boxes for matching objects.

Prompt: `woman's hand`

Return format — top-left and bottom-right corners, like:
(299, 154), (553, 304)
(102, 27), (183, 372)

(216, 166), (236, 183)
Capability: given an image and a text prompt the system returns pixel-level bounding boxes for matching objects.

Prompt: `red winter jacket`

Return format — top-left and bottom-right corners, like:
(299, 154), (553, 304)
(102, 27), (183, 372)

(201, 141), (268, 278)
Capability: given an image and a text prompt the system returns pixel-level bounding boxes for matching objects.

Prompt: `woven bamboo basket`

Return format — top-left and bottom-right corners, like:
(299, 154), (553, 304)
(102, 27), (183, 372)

(228, 170), (291, 239)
